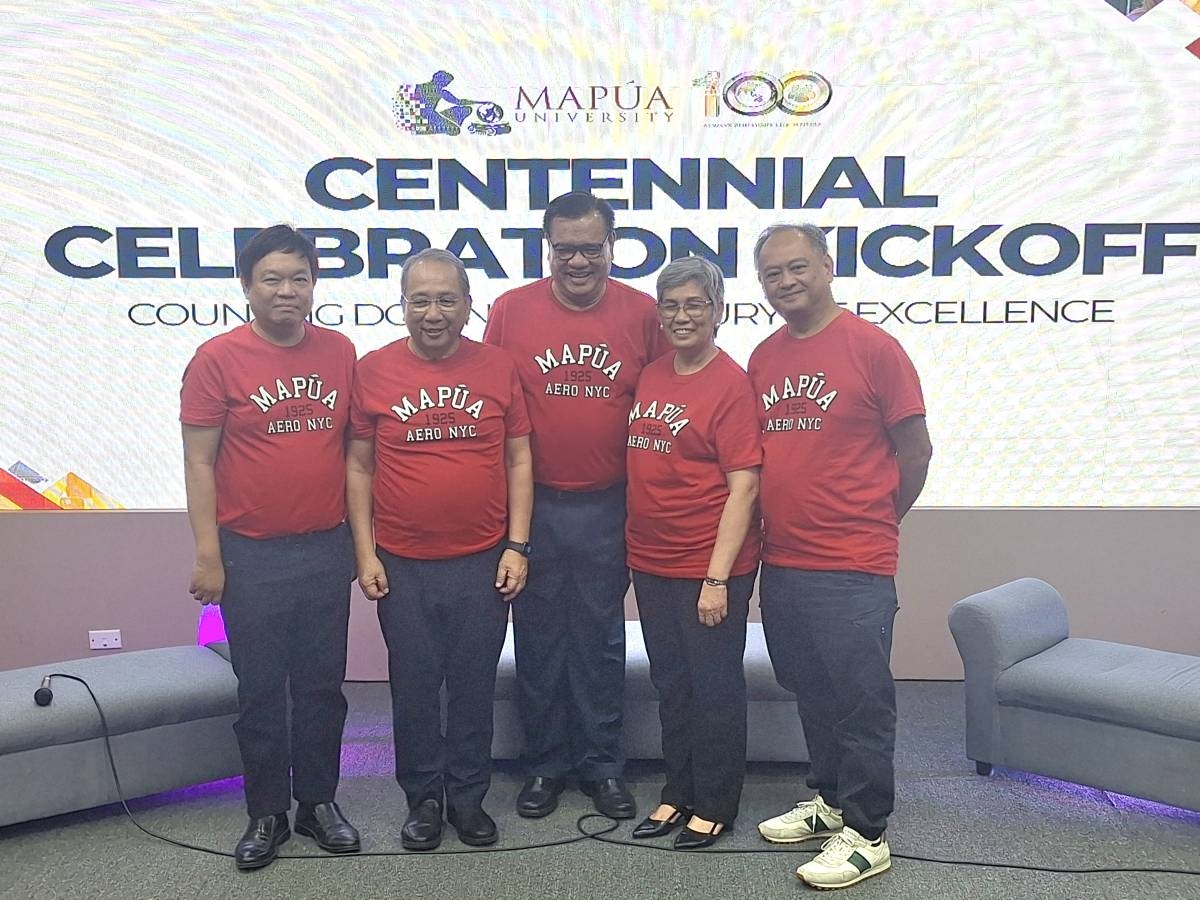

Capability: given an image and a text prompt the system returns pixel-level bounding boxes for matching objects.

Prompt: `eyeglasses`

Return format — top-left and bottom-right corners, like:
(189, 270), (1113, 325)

(403, 295), (464, 313)
(657, 299), (714, 317)
(548, 240), (610, 262)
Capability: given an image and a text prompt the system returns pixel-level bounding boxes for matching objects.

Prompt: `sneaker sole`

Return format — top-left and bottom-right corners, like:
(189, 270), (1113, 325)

(758, 828), (840, 844)
(797, 858), (891, 890)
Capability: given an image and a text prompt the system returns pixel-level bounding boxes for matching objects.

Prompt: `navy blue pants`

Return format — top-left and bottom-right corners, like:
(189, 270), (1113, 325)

(633, 570), (753, 825)
(375, 545), (510, 811)
(218, 523), (353, 819)
(759, 565), (899, 840)
(513, 483), (629, 779)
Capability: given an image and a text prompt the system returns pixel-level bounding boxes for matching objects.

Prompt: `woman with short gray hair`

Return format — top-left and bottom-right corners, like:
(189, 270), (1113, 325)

(625, 256), (762, 848)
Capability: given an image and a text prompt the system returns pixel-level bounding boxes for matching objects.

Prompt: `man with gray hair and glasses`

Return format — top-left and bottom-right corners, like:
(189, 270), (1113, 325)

(748, 224), (932, 890)
(348, 248), (533, 850)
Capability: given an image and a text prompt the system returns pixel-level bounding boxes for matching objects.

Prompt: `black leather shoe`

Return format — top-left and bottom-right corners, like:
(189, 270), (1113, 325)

(401, 799), (444, 851)
(674, 820), (729, 850)
(580, 777), (636, 819)
(295, 801), (361, 854)
(516, 776), (565, 818)
(632, 805), (691, 839)
(447, 805), (498, 846)
(234, 813), (290, 870)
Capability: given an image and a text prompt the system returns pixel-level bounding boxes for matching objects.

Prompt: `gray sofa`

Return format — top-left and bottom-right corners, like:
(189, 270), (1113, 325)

(0, 644), (242, 828)
(492, 621), (808, 762)
(948, 577), (1200, 812)
(0, 621), (804, 828)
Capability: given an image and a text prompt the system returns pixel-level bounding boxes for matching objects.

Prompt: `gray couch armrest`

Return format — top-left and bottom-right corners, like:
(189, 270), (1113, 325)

(948, 578), (1070, 764)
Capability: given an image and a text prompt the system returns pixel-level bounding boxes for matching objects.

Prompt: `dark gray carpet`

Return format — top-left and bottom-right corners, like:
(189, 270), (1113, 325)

(3, 682), (1199, 900)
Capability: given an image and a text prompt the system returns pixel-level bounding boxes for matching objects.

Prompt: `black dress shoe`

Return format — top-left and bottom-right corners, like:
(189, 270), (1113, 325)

(401, 799), (444, 851)
(447, 805), (498, 846)
(295, 801), (361, 853)
(234, 813), (290, 870)
(632, 806), (692, 839)
(516, 776), (565, 818)
(674, 820), (729, 850)
(580, 777), (636, 819)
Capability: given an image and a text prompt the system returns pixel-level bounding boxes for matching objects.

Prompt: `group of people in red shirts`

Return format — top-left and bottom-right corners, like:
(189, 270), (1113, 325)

(180, 191), (932, 891)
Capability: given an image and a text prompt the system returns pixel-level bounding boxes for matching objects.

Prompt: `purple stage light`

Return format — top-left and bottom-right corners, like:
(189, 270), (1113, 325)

(196, 604), (227, 646)
(996, 768), (1200, 824)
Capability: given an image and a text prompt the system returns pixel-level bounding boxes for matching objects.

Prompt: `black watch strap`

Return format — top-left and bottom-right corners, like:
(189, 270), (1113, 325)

(504, 539), (532, 557)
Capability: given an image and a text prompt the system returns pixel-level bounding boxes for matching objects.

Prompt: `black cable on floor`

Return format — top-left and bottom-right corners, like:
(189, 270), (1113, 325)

(42, 673), (1200, 876)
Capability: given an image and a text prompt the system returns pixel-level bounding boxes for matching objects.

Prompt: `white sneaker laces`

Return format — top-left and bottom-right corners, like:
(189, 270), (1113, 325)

(813, 830), (857, 865)
(780, 797), (827, 823)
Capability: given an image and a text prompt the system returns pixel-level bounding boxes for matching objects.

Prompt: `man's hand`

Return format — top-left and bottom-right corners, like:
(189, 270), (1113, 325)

(495, 549), (528, 600)
(697, 582), (728, 627)
(357, 555), (390, 600)
(189, 555), (225, 605)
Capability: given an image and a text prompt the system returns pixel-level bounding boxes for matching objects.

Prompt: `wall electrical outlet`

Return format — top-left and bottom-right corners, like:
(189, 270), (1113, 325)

(88, 629), (122, 650)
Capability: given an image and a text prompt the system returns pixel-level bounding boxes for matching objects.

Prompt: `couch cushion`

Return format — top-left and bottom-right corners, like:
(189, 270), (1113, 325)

(494, 621), (793, 702)
(0, 645), (239, 755)
(996, 638), (1200, 742)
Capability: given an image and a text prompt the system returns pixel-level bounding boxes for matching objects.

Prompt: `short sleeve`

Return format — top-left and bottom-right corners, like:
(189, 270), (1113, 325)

(349, 359), (376, 440)
(180, 346), (228, 427)
(872, 338), (926, 428)
(712, 371), (764, 474)
(503, 359), (532, 437)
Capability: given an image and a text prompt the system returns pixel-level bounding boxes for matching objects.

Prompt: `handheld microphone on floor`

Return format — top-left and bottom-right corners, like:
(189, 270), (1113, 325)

(34, 674), (55, 706)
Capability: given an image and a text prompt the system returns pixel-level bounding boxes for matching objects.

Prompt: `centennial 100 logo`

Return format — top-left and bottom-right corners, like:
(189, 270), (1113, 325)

(694, 70), (832, 118)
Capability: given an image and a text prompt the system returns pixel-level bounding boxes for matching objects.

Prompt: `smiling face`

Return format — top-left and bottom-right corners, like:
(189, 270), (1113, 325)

(402, 257), (472, 360)
(546, 211), (613, 309)
(756, 229), (836, 325)
(244, 250), (314, 342)
(658, 280), (717, 353)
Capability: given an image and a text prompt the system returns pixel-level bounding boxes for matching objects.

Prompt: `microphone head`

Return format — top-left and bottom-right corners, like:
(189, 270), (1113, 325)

(34, 687), (54, 707)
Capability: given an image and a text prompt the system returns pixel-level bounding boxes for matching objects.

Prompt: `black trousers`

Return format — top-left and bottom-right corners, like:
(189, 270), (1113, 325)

(218, 523), (353, 819)
(512, 483), (629, 779)
(632, 570), (752, 825)
(375, 544), (510, 811)
(759, 564), (899, 840)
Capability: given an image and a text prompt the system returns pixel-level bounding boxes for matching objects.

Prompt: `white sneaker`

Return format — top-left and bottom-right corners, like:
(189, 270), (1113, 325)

(757, 794), (844, 843)
(796, 826), (891, 890)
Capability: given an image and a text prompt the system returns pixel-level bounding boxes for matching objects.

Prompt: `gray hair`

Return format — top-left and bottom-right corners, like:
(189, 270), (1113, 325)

(752, 224), (829, 271)
(656, 256), (725, 322)
(401, 248), (470, 296)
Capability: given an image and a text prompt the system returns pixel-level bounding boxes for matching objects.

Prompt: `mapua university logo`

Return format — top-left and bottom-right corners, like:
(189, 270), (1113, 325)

(694, 70), (832, 118)
(392, 70), (512, 136)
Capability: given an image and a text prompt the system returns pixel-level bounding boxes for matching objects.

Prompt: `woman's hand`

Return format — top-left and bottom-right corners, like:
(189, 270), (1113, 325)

(697, 582), (728, 627)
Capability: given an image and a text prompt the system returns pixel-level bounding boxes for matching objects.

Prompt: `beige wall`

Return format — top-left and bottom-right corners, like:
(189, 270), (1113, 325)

(1, 509), (1196, 679)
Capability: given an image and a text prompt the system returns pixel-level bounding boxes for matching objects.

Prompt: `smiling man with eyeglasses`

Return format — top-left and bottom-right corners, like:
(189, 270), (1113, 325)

(484, 191), (668, 822)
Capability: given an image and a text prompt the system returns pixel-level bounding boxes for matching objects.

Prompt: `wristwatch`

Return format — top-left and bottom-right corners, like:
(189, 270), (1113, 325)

(504, 539), (532, 557)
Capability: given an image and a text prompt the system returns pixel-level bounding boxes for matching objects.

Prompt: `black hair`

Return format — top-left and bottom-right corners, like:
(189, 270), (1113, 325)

(542, 191), (615, 235)
(238, 224), (319, 288)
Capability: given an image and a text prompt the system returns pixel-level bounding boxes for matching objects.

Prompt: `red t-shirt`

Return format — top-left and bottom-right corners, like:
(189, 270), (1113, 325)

(626, 350), (763, 579)
(747, 312), (926, 576)
(483, 277), (668, 491)
(179, 322), (356, 540)
(350, 338), (531, 560)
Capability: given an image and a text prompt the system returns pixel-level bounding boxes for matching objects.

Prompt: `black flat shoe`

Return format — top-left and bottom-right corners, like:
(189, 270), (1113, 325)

(295, 801), (361, 853)
(632, 806), (692, 839)
(234, 813), (290, 870)
(401, 799), (444, 851)
(516, 776), (565, 818)
(447, 805), (498, 846)
(579, 777), (636, 819)
(674, 819), (729, 850)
